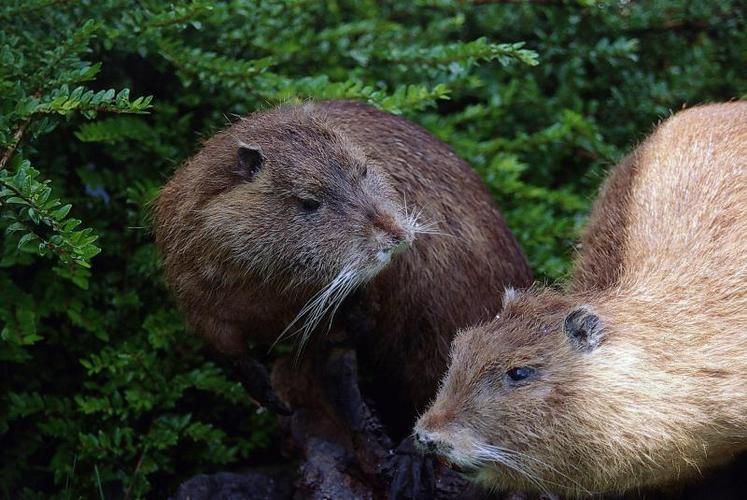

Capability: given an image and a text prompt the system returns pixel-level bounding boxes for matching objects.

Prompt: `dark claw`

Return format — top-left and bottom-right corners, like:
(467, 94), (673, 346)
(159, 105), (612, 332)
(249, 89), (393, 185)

(387, 436), (436, 500)
(234, 357), (292, 416)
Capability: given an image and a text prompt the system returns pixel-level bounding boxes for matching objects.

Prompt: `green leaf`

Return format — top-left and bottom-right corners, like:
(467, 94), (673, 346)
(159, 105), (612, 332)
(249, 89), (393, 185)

(51, 204), (71, 220)
(17, 232), (37, 251)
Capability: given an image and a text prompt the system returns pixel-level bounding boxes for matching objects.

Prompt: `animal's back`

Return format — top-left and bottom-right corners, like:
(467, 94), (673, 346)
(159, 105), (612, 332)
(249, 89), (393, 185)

(574, 103), (747, 299)
(580, 104), (747, 361)
(620, 103), (747, 297)
(601, 104), (747, 471)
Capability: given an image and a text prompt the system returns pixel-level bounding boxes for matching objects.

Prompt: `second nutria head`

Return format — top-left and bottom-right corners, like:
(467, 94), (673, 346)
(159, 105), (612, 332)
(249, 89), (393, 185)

(414, 288), (619, 496)
(155, 104), (422, 343)
(415, 287), (728, 496)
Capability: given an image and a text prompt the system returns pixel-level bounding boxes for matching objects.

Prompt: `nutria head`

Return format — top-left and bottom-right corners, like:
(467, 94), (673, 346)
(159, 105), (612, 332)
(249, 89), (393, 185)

(414, 288), (614, 496)
(155, 104), (423, 344)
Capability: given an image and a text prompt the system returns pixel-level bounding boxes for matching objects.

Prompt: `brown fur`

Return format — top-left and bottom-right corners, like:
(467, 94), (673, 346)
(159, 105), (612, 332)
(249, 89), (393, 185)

(415, 102), (747, 496)
(153, 100), (532, 429)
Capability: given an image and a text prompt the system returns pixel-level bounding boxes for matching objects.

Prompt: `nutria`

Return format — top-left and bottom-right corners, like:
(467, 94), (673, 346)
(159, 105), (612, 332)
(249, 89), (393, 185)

(414, 102), (747, 496)
(153, 100), (532, 431)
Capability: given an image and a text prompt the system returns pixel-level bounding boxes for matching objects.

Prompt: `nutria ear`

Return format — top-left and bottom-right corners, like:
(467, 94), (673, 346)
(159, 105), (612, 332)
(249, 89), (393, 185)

(235, 144), (264, 179)
(564, 306), (604, 352)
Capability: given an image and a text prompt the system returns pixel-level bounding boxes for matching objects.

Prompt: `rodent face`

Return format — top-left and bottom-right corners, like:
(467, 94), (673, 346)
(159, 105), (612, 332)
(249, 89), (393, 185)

(415, 289), (607, 495)
(190, 115), (423, 345)
(200, 135), (416, 290)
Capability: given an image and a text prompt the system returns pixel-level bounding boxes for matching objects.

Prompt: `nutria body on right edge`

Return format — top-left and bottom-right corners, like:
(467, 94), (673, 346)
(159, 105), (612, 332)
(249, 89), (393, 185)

(416, 102), (747, 496)
(154, 100), (532, 430)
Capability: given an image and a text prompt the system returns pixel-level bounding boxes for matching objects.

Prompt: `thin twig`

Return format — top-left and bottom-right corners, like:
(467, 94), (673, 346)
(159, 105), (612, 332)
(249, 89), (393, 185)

(0, 117), (31, 170)
(124, 449), (146, 500)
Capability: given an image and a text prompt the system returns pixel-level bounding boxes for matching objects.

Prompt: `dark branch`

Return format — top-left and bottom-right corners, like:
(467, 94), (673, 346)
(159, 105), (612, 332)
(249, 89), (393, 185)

(0, 118), (31, 170)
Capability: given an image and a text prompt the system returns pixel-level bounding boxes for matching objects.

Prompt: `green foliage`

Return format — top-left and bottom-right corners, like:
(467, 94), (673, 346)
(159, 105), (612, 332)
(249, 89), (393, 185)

(1, 0), (745, 497)
(2, 158), (99, 271)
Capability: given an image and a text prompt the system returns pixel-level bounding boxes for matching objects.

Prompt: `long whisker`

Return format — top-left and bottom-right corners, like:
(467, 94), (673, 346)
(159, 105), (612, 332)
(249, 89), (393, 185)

(295, 271), (355, 338)
(325, 273), (361, 332)
(473, 443), (592, 495)
(272, 270), (345, 345)
(481, 451), (549, 495)
(486, 443), (585, 483)
(402, 203), (455, 239)
(271, 265), (361, 355)
(413, 223), (454, 237)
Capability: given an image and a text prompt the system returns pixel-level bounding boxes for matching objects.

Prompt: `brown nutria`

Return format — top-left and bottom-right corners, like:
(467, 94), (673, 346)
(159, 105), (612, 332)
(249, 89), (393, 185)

(153, 100), (532, 430)
(414, 102), (747, 496)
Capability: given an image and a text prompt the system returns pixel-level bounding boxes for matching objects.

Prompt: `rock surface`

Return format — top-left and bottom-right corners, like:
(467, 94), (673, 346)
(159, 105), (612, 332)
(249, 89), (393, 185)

(172, 471), (294, 500)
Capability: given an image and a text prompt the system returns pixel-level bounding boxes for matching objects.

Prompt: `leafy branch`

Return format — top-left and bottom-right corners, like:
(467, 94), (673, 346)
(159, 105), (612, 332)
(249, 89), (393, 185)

(1, 159), (100, 270)
(252, 74), (452, 113)
(27, 86), (153, 119)
(384, 38), (539, 67)
(0, 83), (151, 272)
(158, 40), (275, 86)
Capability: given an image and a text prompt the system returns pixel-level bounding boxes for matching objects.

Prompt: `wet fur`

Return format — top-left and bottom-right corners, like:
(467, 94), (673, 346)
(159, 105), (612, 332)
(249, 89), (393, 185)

(153, 100), (532, 429)
(416, 102), (747, 495)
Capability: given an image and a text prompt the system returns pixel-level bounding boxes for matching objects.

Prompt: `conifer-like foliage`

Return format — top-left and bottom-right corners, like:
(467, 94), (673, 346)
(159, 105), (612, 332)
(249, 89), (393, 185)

(1, 0), (745, 497)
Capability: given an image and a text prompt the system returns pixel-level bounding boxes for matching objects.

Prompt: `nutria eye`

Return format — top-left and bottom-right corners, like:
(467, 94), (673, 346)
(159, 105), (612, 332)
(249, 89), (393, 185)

(506, 366), (535, 382)
(299, 198), (321, 212)
(361, 165), (368, 178)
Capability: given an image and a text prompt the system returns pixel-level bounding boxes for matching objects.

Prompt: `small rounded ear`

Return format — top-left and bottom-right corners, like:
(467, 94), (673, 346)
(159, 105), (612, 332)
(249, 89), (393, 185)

(235, 144), (264, 180)
(564, 305), (604, 352)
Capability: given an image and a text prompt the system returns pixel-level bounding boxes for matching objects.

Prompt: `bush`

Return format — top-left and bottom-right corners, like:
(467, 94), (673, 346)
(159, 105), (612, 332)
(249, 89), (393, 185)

(1, 0), (745, 497)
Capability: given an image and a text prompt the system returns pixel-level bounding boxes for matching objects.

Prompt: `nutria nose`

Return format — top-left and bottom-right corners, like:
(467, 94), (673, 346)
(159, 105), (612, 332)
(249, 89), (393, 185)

(415, 430), (438, 454)
(368, 209), (406, 243)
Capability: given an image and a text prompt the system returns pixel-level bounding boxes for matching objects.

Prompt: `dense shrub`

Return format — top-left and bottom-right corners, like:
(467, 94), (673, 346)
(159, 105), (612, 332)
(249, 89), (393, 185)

(1, 0), (745, 497)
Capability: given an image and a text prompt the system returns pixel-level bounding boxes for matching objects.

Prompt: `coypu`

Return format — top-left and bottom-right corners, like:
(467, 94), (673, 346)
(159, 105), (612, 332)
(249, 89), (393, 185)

(415, 102), (747, 496)
(153, 100), (532, 432)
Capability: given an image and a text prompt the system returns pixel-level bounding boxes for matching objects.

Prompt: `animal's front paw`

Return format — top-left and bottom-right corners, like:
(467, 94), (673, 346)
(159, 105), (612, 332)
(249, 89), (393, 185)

(386, 436), (436, 500)
(234, 357), (292, 416)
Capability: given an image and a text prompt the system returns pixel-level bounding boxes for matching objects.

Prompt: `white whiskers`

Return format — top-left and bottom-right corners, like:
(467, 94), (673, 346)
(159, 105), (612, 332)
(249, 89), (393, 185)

(402, 198), (452, 238)
(471, 443), (549, 494)
(272, 264), (361, 354)
(470, 442), (592, 496)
